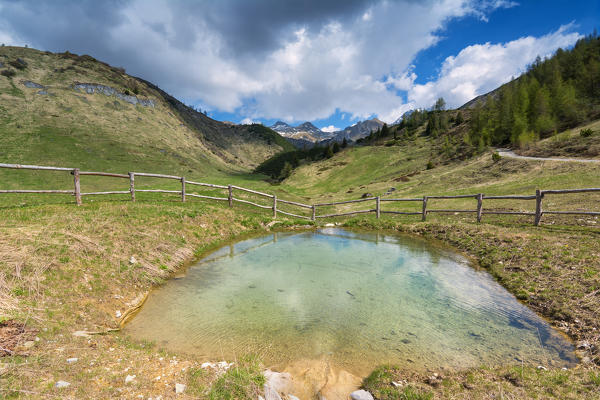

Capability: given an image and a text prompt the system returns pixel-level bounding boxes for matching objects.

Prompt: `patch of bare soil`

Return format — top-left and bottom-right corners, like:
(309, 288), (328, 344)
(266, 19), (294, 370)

(0, 320), (38, 356)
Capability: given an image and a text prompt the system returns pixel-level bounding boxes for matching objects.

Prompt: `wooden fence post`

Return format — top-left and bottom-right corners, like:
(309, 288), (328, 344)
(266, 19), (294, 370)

(273, 195), (277, 218)
(376, 196), (381, 219)
(129, 172), (135, 202)
(181, 177), (186, 202)
(228, 185), (233, 207)
(312, 205), (316, 221)
(476, 193), (483, 223)
(73, 168), (82, 206)
(421, 196), (428, 221)
(534, 189), (543, 226)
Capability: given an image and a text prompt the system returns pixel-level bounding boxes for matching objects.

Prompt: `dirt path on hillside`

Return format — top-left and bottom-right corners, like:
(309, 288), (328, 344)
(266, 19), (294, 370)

(496, 148), (600, 163)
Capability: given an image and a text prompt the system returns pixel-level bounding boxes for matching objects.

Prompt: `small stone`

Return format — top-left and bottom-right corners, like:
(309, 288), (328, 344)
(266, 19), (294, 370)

(175, 383), (186, 394)
(55, 381), (70, 388)
(536, 366), (547, 371)
(577, 341), (591, 350)
(391, 381), (402, 387)
(129, 256), (137, 265)
(116, 310), (122, 318)
(66, 358), (78, 364)
(350, 389), (374, 400)
(125, 374), (136, 383)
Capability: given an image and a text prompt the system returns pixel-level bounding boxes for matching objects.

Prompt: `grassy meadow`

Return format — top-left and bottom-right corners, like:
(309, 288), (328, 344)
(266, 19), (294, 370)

(1, 45), (599, 399)
(1, 134), (599, 399)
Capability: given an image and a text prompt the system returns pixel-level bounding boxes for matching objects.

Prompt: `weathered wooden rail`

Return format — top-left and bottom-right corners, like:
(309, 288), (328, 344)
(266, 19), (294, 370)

(0, 162), (598, 226)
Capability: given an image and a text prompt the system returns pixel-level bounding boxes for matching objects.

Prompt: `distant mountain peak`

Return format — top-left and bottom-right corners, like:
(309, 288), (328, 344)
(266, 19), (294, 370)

(297, 121), (319, 130)
(270, 117), (385, 145)
(270, 120), (329, 142)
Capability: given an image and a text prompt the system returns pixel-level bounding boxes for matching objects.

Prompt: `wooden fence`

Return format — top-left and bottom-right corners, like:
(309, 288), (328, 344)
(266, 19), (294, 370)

(1, 162), (599, 226)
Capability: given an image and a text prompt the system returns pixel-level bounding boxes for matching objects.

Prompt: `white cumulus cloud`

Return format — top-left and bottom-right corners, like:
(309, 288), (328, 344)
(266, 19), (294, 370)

(320, 125), (340, 133)
(408, 25), (581, 109)
(0, 0), (582, 124)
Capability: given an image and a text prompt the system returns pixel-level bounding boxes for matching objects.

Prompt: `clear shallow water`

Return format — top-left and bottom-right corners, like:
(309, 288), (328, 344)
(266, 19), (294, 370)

(126, 228), (577, 375)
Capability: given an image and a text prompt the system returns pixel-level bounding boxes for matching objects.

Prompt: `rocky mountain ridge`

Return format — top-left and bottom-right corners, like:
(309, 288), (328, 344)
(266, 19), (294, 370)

(271, 118), (385, 147)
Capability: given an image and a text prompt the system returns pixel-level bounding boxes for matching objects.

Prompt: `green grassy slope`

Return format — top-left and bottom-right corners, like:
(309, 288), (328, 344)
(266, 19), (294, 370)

(0, 46), (292, 194)
(279, 119), (600, 222)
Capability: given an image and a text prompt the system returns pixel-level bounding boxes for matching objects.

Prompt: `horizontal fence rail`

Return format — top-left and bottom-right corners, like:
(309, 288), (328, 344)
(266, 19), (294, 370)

(0, 163), (598, 226)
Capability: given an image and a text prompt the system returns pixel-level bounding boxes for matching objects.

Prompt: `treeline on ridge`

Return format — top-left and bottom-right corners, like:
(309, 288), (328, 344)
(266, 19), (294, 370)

(467, 32), (600, 149)
(255, 140), (347, 181)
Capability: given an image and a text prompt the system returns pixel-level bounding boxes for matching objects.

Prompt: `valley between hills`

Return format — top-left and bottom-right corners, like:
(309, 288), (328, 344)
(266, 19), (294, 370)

(0, 36), (599, 400)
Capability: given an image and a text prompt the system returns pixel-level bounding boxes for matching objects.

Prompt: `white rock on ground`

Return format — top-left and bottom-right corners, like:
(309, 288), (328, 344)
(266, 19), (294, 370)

(129, 256), (137, 264)
(66, 358), (78, 363)
(55, 381), (70, 388)
(175, 383), (186, 394)
(125, 374), (136, 383)
(263, 384), (282, 400)
(350, 389), (374, 400)
(264, 369), (293, 393)
(116, 310), (122, 318)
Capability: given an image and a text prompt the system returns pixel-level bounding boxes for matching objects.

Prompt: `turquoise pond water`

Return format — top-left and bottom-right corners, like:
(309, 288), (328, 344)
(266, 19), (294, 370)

(125, 228), (577, 375)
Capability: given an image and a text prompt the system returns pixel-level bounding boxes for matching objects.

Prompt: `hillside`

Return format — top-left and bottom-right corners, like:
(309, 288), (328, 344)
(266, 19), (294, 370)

(0, 46), (292, 186)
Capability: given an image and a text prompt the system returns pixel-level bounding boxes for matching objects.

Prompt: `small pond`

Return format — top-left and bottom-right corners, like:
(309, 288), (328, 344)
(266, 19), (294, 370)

(125, 228), (577, 375)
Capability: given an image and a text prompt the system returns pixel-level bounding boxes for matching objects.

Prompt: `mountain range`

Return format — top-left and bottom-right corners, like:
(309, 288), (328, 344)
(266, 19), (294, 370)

(270, 119), (385, 147)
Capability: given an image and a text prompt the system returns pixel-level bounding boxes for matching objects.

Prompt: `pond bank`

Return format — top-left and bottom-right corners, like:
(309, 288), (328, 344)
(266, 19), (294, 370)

(0, 201), (598, 398)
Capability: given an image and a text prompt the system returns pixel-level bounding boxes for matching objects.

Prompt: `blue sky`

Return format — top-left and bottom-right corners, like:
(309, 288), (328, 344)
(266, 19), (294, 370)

(0, 0), (597, 132)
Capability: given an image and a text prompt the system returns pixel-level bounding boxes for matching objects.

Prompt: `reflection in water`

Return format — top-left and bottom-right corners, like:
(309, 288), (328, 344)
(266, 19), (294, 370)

(126, 228), (577, 376)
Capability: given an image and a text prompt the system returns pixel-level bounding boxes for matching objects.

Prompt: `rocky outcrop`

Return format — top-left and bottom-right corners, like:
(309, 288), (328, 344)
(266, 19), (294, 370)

(73, 82), (155, 107)
(22, 80), (44, 89)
